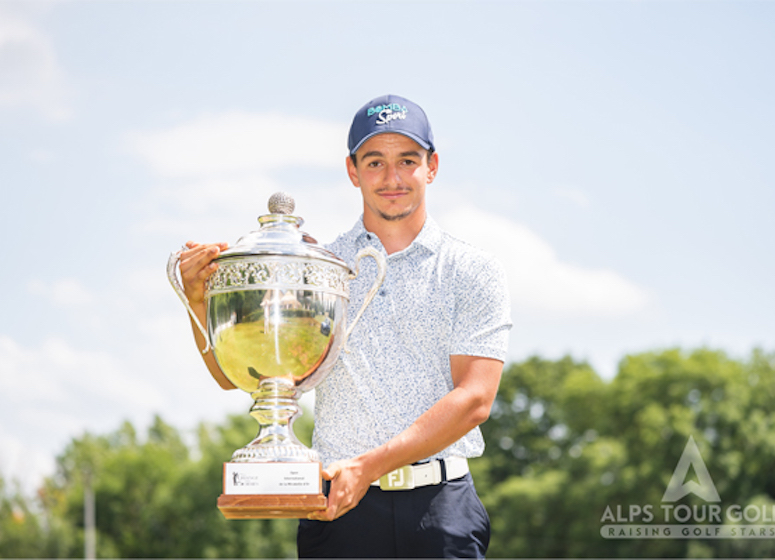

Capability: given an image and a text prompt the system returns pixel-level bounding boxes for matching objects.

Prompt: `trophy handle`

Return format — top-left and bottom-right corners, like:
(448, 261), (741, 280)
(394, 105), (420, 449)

(343, 246), (387, 352)
(166, 250), (211, 354)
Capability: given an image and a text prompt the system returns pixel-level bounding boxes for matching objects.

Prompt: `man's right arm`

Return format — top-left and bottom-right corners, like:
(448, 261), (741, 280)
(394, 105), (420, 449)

(179, 241), (237, 390)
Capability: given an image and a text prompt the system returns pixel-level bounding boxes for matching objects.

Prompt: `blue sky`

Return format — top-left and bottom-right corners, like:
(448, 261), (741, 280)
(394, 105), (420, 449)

(1, 0), (773, 493)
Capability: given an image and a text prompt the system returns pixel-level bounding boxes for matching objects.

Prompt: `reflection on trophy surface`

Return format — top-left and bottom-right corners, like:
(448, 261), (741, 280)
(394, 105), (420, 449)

(211, 288), (337, 393)
(168, 192), (386, 518)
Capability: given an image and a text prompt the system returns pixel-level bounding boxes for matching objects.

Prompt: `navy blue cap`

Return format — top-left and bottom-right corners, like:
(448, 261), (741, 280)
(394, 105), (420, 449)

(348, 94), (435, 156)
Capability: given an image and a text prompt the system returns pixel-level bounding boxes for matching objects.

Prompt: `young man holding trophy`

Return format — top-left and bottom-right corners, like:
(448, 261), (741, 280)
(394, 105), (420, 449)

(178, 95), (512, 558)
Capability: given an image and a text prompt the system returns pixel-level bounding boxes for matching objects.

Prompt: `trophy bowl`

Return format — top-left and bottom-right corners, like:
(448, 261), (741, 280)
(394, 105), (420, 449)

(206, 255), (347, 463)
(167, 192), (385, 517)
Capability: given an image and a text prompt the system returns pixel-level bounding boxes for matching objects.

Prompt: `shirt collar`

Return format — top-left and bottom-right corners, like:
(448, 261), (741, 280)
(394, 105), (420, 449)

(352, 215), (443, 256)
(410, 215), (443, 254)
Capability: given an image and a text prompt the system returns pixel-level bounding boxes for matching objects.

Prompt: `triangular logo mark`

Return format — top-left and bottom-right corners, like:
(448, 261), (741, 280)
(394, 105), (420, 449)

(662, 436), (720, 502)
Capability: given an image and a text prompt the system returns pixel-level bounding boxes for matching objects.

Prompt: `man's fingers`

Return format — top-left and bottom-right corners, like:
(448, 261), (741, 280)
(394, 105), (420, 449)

(181, 242), (227, 258)
(181, 244), (222, 276)
(307, 503), (344, 522)
(178, 242), (228, 303)
(321, 464), (341, 482)
(308, 463), (363, 521)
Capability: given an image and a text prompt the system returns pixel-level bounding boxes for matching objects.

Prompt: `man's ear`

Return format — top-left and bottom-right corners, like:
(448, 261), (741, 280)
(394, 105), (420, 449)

(346, 155), (361, 188)
(427, 152), (439, 184)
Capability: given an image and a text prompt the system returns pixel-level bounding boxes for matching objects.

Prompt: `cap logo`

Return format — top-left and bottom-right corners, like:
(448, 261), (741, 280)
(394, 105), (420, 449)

(367, 103), (408, 125)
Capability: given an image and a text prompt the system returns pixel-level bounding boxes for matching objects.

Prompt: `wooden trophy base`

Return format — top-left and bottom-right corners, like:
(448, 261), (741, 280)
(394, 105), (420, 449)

(218, 493), (327, 519)
(218, 461), (326, 519)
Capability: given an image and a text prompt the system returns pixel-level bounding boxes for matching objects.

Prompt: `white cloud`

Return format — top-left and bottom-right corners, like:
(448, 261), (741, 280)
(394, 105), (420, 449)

(28, 278), (95, 306)
(438, 206), (650, 319)
(0, 334), (167, 492)
(0, 8), (72, 120)
(128, 112), (348, 177)
(137, 174), (289, 241)
(128, 112), (356, 244)
(0, 424), (54, 495)
(0, 335), (163, 412)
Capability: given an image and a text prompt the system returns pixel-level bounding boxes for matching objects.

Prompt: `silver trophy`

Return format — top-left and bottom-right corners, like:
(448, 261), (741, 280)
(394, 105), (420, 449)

(167, 192), (386, 518)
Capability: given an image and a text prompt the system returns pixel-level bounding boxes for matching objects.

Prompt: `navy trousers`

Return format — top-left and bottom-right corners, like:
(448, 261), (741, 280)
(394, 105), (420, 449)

(297, 474), (490, 558)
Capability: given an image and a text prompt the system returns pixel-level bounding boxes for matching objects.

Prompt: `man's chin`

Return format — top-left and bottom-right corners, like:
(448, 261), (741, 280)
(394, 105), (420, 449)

(378, 210), (412, 222)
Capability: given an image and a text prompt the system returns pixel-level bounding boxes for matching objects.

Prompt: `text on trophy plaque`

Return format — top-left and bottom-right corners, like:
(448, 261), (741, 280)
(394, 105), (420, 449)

(223, 462), (321, 495)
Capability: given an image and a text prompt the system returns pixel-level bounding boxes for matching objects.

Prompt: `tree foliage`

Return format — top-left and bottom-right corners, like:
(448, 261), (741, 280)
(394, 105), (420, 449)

(4, 413), (311, 558)
(478, 347), (775, 558)
(1, 347), (773, 558)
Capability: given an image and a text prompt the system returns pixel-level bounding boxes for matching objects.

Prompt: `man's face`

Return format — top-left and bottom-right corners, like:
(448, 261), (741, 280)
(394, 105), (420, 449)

(346, 133), (438, 225)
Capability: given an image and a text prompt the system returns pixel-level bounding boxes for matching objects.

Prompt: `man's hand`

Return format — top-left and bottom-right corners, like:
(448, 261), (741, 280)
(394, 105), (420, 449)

(306, 355), (503, 522)
(179, 241), (228, 303)
(178, 241), (236, 390)
(307, 458), (375, 521)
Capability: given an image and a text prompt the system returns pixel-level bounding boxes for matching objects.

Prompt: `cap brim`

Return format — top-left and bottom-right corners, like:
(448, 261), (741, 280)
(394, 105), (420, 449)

(349, 130), (432, 156)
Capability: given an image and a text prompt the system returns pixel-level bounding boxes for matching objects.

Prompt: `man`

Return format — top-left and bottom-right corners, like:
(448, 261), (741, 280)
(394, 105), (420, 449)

(179, 95), (512, 558)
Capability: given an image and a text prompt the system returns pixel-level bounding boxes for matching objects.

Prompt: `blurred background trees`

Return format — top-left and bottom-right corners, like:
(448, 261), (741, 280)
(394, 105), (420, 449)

(1, 347), (773, 558)
(1, 413), (310, 558)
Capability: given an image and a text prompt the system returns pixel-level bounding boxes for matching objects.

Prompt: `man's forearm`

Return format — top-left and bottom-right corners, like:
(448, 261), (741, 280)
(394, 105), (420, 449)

(188, 301), (236, 390)
(312, 356), (503, 521)
(356, 372), (497, 482)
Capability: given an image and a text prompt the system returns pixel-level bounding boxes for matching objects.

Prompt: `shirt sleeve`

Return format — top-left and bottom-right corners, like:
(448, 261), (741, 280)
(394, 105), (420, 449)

(449, 252), (513, 361)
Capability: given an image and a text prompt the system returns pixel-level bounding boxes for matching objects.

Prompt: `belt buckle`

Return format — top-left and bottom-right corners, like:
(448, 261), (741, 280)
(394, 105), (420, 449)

(379, 465), (415, 490)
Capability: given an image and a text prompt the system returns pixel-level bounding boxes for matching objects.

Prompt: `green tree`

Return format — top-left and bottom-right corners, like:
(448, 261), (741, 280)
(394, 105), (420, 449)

(0, 475), (72, 558)
(33, 411), (314, 558)
(479, 355), (626, 557)
(480, 348), (775, 558)
(477, 355), (606, 488)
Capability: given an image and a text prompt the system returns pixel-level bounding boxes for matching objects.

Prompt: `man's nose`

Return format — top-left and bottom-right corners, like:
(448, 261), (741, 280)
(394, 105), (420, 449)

(384, 162), (402, 187)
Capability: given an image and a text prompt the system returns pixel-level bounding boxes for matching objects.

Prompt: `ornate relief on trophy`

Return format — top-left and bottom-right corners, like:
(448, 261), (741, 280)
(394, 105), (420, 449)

(168, 192), (386, 519)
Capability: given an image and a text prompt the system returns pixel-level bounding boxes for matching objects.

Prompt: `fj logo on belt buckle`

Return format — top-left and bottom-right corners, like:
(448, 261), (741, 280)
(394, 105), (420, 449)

(379, 465), (414, 490)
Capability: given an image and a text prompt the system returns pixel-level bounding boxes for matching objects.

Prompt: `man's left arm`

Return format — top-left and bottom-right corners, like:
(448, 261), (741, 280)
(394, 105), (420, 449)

(309, 354), (503, 521)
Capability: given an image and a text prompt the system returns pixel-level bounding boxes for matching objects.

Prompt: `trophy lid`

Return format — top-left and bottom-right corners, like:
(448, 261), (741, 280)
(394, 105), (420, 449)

(215, 192), (345, 268)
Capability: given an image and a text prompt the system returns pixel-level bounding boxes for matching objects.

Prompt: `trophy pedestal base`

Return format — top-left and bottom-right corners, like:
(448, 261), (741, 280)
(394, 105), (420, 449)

(217, 493), (327, 519)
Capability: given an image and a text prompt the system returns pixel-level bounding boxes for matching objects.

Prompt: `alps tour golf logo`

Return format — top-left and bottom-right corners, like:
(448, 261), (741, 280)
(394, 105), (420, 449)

(601, 436), (775, 539)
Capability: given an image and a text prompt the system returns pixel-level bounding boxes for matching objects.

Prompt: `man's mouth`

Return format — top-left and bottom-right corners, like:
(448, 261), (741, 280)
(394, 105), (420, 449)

(378, 189), (410, 200)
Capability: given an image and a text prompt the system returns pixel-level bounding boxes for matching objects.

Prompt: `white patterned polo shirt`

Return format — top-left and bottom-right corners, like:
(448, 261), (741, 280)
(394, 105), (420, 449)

(313, 215), (512, 467)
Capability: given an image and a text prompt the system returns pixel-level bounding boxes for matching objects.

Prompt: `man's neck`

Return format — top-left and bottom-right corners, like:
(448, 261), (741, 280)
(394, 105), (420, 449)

(363, 210), (426, 255)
